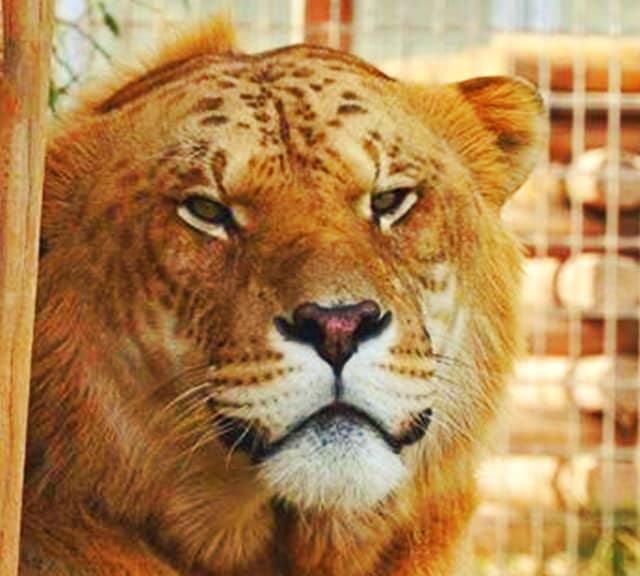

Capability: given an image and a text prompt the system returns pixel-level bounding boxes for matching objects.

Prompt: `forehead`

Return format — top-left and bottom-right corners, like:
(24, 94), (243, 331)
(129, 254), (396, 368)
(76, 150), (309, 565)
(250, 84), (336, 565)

(102, 46), (436, 193)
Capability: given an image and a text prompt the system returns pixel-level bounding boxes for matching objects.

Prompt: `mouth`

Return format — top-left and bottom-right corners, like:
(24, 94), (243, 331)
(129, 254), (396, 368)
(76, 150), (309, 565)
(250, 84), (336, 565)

(210, 400), (432, 462)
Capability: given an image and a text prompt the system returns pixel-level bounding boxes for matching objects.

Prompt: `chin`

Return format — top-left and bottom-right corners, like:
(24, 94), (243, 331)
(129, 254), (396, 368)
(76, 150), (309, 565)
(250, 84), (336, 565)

(257, 413), (409, 513)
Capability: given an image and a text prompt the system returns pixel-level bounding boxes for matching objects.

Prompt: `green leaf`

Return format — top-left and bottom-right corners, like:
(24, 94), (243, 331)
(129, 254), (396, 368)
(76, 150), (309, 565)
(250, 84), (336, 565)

(99, 2), (120, 37)
(48, 83), (59, 112)
(612, 538), (625, 575)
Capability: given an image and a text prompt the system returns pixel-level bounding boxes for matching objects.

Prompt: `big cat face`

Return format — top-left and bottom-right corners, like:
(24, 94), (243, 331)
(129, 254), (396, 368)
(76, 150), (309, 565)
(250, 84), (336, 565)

(32, 23), (544, 576)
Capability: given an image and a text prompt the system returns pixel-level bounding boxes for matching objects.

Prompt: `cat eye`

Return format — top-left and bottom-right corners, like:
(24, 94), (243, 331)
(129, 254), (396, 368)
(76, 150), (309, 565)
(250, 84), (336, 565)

(184, 196), (231, 224)
(371, 188), (411, 216)
(177, 195), (234, 239)
(371, 187), (419, 231)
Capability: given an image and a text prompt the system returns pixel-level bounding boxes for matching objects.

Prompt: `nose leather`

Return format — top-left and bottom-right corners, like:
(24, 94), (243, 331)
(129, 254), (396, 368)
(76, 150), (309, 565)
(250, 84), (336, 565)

(275, 300), (392, 373)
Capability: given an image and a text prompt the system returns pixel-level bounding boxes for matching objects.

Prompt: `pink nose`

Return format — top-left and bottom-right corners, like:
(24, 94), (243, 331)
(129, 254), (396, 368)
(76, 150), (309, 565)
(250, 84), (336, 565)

(274, 300), (392, 372)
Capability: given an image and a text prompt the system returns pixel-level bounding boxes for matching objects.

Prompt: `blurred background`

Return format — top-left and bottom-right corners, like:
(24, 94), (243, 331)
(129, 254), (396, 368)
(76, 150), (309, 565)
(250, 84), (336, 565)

(19, 0), (640, 573)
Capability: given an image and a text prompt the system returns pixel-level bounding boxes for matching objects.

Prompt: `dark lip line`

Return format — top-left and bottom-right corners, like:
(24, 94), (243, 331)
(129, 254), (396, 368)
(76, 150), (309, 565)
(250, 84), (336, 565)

(262, 401), (403, 458)
(210, 399), (432, 463)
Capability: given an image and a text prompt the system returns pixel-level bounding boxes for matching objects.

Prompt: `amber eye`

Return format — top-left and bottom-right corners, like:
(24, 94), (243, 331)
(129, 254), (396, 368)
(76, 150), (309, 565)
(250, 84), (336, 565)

(184, 196), (232, 224)
(177, 195), (234, 239)
(370, 187), (419, 232)
(371, 188), (412, 217)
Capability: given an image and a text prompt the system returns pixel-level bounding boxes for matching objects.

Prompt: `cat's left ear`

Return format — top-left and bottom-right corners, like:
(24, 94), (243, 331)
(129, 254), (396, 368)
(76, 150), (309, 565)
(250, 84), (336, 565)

(417, 76), (547, 205)
(456, 76), (547, 201)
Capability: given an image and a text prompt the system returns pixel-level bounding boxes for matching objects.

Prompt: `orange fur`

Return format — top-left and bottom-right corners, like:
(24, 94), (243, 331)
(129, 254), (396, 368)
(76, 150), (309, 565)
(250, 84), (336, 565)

(21, 18), (545, 576)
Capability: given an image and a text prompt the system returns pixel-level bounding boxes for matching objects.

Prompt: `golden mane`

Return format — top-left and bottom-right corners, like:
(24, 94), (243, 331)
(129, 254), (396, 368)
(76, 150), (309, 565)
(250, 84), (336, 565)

(77, 16), (236, 115)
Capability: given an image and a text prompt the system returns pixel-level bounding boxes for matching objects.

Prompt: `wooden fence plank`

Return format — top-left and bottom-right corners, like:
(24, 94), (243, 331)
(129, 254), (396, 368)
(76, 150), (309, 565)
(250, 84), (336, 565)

(0, 1), (53, 574)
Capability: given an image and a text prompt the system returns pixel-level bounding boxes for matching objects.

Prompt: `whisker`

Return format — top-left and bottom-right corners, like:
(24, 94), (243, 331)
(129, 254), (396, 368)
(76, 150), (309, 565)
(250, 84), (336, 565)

(225, 419), (255, 469)
(152, 379), (215, 424)
(203, 396), (253, 409)
(428, 411), (480, 448)
(120, 362), (214, 417)
(432, 352), (476, 372)
(430, 373), (500, 421)
(172, 415), (237, 463)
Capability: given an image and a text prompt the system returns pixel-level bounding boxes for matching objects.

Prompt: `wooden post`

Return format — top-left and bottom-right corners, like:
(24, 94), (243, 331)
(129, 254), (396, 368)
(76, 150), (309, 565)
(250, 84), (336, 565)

(0, 1), (53, 574)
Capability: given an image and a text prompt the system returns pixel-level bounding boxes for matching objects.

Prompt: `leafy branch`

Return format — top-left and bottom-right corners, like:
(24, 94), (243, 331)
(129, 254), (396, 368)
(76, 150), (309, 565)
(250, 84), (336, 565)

(49, 0), (121, 111)
(49, 0), (194, 112)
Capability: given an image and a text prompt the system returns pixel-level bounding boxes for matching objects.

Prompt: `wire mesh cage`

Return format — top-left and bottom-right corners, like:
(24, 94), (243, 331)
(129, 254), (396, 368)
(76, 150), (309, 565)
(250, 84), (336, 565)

(38, 0), (640, 573)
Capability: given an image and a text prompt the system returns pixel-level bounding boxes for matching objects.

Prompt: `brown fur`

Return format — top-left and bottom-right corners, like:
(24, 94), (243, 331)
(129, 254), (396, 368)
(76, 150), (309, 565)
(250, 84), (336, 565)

(21, 19), (545, 575)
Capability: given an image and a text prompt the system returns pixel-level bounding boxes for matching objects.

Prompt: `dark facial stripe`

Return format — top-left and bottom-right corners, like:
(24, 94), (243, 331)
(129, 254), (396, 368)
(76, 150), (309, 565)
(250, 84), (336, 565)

(274, 98), (292, 152)
(210, 149), (228, 195)
(194, 96), (224, 112)
(201, 114), (229, 126)
(337, 103), (366, 115)
(96, 56), (216, 113)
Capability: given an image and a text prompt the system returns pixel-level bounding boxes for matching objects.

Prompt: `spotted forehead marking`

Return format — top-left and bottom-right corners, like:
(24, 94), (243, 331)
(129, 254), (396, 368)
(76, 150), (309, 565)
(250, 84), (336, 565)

(102, 44), (434, 195)
(96, 44), (392, 115)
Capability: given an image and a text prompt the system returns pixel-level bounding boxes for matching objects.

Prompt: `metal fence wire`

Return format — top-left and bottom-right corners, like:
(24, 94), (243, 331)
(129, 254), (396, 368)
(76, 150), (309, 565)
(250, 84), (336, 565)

(44, 1), (640, 574)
